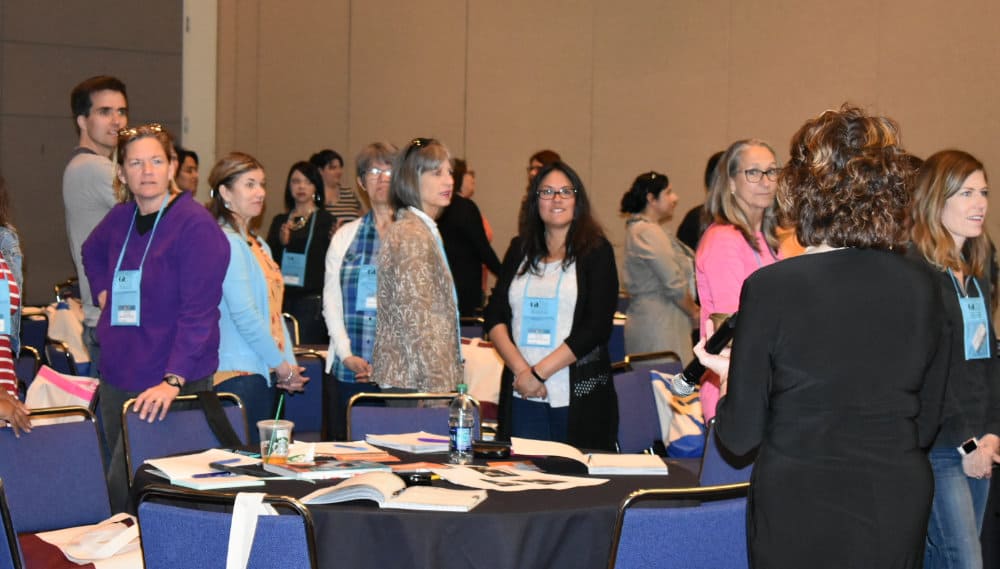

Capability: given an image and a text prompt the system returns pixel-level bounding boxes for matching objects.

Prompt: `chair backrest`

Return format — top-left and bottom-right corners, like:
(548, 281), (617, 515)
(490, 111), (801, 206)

(283, 313), (300, 346)
(0, 407), (110, 533)
(346, 392), (480, 440)
(282, 350), (324, 440)
(0, 480), (23, 569)
(613, 359), (682, 454)
(624, 351), (682, 367)
(460, 316), (484, 340)
(138, 484), (317, 569)
(123, 393), (249, 483)
(15, 346), (40, 396)
(43, 339), (77, 376)
(699, 422), (754, 486)
(18, 314), (46, 364)
(608, 482), (750, 569)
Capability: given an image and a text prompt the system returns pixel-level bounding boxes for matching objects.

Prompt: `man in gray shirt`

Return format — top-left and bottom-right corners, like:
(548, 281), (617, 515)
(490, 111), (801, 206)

(62, 76), (128, 376)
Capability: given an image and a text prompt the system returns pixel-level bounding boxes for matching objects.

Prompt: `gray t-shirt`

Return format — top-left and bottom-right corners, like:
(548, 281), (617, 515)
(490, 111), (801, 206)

(63, 149), (117, 326)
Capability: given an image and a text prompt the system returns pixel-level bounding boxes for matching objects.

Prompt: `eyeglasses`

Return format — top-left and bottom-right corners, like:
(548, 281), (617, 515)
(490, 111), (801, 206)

(538, 186), (577, 200)
(118, 123), (163, 140)
(404, 138), (433, 160)
(366, 167), (392, 178)
(743, 167), (780, 183)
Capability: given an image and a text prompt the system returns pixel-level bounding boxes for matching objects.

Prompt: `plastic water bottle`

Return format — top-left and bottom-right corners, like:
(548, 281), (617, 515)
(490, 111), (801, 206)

(449, 383), (475, 465)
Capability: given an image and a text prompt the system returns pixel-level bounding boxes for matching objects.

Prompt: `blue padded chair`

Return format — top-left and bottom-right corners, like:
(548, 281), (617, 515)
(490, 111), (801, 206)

(14, 346), (39, 399)
(0, 406), (110, 533)
(346, 392), (480, 440)
(460, 316), (484, 340)
(608, 482), (750, 569)
(0, 480), (24, 569)
(699, 421), (755, 486)
(138, 484), (317, 569)
(613, 357), (682, 454)
(282, 313), (301, 346)
(18, 314), (46, 367)
(282, 350), (325, 441)
(43, 339), (78, 376)
(123, 393), (248, 484)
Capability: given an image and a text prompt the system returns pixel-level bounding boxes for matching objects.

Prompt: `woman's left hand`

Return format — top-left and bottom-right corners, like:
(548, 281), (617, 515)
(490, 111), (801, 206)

(693, 319), (732, 394)
(276, 364), (309, 393)
(964, 434), (1000, 479)
(513, 367), (547, 399)
(134, 382), (181, 422)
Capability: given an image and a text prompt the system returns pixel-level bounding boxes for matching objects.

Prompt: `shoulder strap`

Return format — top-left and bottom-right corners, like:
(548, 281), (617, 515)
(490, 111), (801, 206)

(197, 391), (244, 448)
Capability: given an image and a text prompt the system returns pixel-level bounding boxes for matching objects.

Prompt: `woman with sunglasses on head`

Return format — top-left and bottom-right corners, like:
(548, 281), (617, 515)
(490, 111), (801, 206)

(695, 139), (781, 421)
(909, 150), (1000, 569)
(82, 123), (229, 511)
(371, 138), (463, 394)
(208, 152), (308, 443)
(266, 161), (334, 344)
(322, 142), (397, 436)
(620, 171), (698, 361)
(485, 162), (619, 449)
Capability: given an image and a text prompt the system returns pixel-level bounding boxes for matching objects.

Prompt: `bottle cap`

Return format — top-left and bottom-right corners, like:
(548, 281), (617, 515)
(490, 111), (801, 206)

(456, 383), (468, 393)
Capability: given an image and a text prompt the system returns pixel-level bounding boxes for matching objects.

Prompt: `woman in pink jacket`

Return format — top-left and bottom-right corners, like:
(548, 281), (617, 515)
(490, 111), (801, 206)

(695, 139), (781, 420)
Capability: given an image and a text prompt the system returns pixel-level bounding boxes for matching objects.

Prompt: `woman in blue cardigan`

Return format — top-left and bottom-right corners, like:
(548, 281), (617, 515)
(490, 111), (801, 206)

(208, 152), (307, 442)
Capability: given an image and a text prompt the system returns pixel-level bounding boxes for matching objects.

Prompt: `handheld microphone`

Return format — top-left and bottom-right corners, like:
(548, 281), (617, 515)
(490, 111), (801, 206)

(666, 314), (738, 396)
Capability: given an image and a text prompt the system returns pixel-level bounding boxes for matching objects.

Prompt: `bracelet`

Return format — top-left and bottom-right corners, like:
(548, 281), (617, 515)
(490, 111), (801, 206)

(284, 369), (294, 382)
(530, 366), (546, 383)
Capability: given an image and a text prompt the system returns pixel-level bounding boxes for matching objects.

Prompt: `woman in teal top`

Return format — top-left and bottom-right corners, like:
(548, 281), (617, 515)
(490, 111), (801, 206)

(209, 152), (307, 442)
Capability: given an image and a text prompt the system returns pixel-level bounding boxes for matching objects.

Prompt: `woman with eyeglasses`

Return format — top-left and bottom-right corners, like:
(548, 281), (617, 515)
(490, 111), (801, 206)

(909, 150), (1000, 569)
(485, 162), (619, 449)
(266, 161), (334, 345)
(371, 138), (463, 394)
(207, 152), (308, 443)
(322, 142), (397, 436)
(695, 138), (781, 420)
(620, 171), (697, 361)
(82, 123), (229, 511)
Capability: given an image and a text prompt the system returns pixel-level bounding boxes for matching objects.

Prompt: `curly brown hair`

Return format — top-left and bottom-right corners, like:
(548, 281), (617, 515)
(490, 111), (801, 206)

(778, 104), (914, 249)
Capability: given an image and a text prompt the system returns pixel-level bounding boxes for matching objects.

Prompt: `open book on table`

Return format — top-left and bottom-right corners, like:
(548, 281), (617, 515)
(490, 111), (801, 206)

(145, 449), (266, 490)
(263, 459), (391, 480)
(300, 471), (487, 512)
(510, 438), (669, 475)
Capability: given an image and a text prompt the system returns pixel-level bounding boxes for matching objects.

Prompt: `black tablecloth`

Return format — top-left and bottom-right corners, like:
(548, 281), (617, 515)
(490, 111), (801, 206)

(134, 452), (700, 569)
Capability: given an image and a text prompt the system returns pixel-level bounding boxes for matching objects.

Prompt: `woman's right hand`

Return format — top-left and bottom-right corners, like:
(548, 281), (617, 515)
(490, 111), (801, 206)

(279, 221), (292, 246)
(513, 367), (547, 399)
(275, 361), (309, 392)
(343, 356), (373, 382)
(963, 434), (1000, 479)
(0, 391), (30, 437)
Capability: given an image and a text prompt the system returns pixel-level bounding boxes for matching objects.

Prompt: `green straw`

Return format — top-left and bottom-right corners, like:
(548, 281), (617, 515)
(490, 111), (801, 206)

(265, 393), (286, 461)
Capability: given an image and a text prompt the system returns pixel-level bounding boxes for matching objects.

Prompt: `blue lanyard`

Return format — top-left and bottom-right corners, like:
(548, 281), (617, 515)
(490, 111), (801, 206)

(409, 207), (463, 361)
(290, 210), (317, 257)
(113, 194), (170, 275)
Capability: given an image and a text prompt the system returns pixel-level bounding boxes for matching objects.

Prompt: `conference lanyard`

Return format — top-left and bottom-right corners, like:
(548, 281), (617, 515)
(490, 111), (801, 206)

(281, 211), (317, 287)
(111, 195), (169, 327)
(948, 269), (990, 360)
(519, 264), (567, 349)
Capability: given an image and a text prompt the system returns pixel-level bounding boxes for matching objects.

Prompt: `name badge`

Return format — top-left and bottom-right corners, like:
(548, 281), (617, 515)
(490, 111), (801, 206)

(112, 269), (142, 326)
(520, 296), (558, 348)
(281, 251), (306, 287)
(355, 264), (378, 312)
(0, 278), (10, 334)
(958, 295), (990, 360)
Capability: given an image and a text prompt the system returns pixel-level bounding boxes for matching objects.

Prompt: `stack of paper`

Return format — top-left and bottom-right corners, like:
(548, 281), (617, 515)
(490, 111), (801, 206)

(510, 438), (669, 475)
(300, 471), (486, 512)
(366, 432), (450, 454)
(145, 449), (265, 490)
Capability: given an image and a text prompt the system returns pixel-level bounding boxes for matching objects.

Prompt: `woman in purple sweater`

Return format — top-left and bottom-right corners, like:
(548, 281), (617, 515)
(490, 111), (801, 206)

(82, 123), (229, 511)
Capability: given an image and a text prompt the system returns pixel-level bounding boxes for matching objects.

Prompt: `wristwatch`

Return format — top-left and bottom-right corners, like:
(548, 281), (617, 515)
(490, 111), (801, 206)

(957, 437), (979, 456)
(162, 374), (185, 389)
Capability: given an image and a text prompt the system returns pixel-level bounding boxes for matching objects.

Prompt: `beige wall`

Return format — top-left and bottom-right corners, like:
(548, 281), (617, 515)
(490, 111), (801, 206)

(0, 1), (182, 304)
(216, 0), (1000, 279)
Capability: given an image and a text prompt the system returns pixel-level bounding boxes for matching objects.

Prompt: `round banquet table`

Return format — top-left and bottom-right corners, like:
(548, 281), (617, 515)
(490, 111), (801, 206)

(133, 451), (701, 569)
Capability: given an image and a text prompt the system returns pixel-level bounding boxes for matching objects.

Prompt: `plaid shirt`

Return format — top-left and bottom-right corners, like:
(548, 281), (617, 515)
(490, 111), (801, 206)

(332, 212), (380, 382)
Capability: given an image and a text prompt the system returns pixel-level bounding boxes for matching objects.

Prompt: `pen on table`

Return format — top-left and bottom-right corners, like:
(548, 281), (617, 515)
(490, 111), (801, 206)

(192, 471), (236, 479)
(332, 443), (368, 451)
(216, 458), (243, 464)
(417, 437), (449, 443)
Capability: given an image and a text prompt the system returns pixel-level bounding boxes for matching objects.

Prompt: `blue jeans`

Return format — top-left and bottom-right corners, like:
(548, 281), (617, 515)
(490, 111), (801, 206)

(214, 374), (277, 444)
(925, 446), (991, 569)
(511, 397), (569, 443)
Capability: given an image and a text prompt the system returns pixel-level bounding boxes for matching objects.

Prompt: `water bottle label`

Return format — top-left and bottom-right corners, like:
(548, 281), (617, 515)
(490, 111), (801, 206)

(450, 425), (472, 452)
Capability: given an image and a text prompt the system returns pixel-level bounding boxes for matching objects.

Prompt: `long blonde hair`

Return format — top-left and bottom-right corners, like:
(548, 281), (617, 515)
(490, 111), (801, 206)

(910, 149), (989, 277)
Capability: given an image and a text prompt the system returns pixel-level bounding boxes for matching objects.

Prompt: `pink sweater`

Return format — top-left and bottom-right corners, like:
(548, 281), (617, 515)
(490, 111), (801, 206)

(695, 223), (779, 419)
